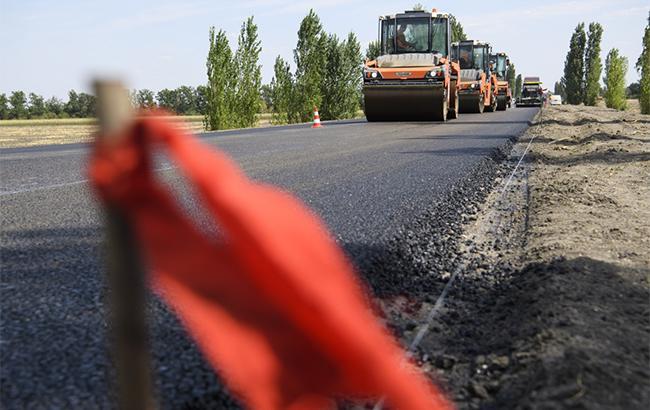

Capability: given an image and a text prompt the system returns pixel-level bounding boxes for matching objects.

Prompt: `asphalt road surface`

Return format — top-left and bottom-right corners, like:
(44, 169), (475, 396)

(1, 107), (539, 409)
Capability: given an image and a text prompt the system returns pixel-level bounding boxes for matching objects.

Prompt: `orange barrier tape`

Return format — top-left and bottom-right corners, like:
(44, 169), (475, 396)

(89, 115), (453, 410)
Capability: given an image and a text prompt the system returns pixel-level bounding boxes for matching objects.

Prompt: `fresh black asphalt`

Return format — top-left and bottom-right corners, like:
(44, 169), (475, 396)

(0, 107), (538, 409)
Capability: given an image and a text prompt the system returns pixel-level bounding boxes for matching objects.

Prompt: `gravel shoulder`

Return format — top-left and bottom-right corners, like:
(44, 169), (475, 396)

(386, 104), (650, 409)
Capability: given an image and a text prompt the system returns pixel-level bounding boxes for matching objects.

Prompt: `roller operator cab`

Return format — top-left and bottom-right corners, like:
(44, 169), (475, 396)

(363, 9), (462, 122)
(451, 40), (499, 113)
(491, 52), (512, 110)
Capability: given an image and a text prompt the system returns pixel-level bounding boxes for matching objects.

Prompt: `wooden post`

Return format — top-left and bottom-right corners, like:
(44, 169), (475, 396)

(94, 80), (156, 410)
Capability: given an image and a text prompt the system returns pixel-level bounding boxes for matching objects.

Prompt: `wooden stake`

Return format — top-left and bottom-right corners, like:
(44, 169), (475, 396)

(94, 80), (156, 410)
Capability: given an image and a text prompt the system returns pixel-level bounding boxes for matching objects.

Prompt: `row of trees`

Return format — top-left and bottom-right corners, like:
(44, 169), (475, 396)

(0, 86), (214, 120)
(268, 10), (362, 125)
(132, 86), (208, 115)
(561, 14), (650, 113)
(562, 22), (604, 105)
(0, 90), (96, 120)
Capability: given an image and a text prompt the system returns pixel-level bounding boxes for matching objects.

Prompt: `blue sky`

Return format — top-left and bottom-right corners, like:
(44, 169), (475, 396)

(1, 0), (648, 98)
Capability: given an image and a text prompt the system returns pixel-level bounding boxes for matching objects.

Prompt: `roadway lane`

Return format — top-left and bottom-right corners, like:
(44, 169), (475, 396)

(0, 107), (538, 409)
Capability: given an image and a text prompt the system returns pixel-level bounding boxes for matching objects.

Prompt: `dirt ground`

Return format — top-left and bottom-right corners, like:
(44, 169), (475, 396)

(384, 103), (650, 409)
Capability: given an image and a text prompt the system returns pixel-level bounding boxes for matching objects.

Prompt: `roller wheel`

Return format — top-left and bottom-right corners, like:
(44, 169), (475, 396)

(485, 90), (497, 112)
(497, 96), (507, 111)
(477, 95), (485, 114)
(448, 81), (459, 120)
(432, 93), (448, 121)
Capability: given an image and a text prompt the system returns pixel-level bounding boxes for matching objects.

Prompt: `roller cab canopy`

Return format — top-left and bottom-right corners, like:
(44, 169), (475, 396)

(453, 40), (492, 72)
(492, 52), (510, 81)
(377, 10), (451, 63)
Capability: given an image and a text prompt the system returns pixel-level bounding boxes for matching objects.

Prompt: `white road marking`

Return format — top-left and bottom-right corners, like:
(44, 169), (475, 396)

(0, 166), (175, 197)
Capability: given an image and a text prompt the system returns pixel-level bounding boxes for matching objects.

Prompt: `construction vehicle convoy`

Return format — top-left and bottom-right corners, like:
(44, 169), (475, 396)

(517, 77), (544, 107)
(362, 9), (461, 121)
(451, 40), (498, 113)
(362, 8), (539, 121)
(492, 52), (512, 110)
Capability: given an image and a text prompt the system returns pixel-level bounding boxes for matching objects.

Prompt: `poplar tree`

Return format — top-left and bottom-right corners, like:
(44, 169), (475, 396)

(563, 23), (586, 104)
(584, 22), (603, 106)
(233, 16), (262, 128)
(515, 74), (523, 99)
(365, 41), (381, 61)
(342, 32), (363, 118)
(320, 33), (361, 120)
(270, 56), (294, 124)
(638, 12), (650, 114)
(205, 27), (235, 130)
(320, 35), (347, 120)
(604, 48), (628, 110)
(293, 9), (326, 122)
(554, 81), (566, 101)
(450, 15), (467, 43)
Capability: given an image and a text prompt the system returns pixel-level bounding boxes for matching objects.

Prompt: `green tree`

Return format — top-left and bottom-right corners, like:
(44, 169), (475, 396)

(365, 40), (381, 61)
(637, 12), (650, 114)
(77, 93), (96, 117)
(563, 23), (587, 104)
(136, 89), (156, 109)
(175, 86), (197, 115)
(603, 48), (628, 110)
(9, 91), (28, 119)
(270, 56), (294, 124)
(584, 22), (603, 106)
(156, 88), (178, 112)
(259, 84), (272, 112)
(554, 81), (566, 101)
(293, 9), (326, 122)
(195, 85), (208, 115)
(627, 82), (640, 98)
(450, 14), (467, 43)
(0, 93), (8, 119)
(65, 90), (81, 117)
(321, 34), (347, 120)
(515, 74), (523, 98)
(205, 27), (235, 130)
(412, 3), (424, 11)
(28, 93), (45, 118)
(45, 97), (64, 118)
(341, 32), (362, 118)
(233, 16), (262, 128)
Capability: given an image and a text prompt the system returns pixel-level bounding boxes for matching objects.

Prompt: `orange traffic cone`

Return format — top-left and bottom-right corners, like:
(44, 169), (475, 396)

(312, 106), (322, 128)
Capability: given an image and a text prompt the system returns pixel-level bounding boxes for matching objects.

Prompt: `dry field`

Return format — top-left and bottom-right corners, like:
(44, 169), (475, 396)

(0, 114), (274, 148)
